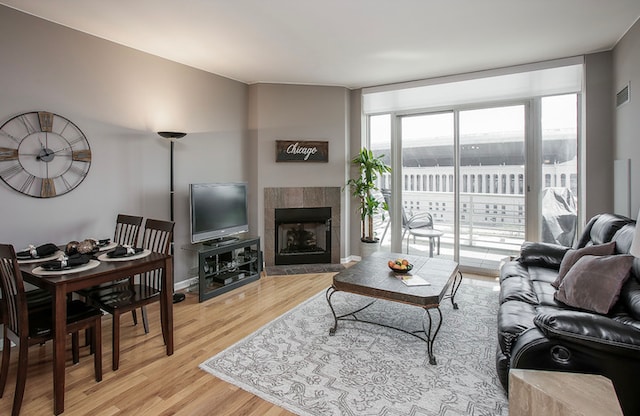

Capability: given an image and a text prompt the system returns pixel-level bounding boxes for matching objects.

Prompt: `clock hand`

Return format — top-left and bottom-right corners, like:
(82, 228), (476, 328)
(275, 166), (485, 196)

(50, 146), (72, 154)
(18, 153), (45, 157)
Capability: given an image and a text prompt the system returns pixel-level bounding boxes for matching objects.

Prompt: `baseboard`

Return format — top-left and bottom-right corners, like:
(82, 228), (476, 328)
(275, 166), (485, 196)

(342, 255), (361, 263)
(175, 276), (198, 292)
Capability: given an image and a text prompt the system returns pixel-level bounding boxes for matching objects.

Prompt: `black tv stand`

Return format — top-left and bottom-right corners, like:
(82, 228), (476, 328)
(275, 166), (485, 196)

(203, 236), (239, 247)
(195, 237), (262, 302)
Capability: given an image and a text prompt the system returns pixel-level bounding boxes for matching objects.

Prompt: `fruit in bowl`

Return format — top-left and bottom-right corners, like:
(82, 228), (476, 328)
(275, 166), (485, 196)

(388, 258), (413, 273)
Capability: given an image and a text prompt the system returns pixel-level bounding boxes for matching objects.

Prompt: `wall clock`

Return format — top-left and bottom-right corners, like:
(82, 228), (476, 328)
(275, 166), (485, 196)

(0, 111), (91, 198)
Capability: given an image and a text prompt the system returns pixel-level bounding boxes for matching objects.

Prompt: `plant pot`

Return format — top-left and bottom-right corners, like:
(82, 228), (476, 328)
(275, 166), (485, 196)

(360, 239), (379, 258)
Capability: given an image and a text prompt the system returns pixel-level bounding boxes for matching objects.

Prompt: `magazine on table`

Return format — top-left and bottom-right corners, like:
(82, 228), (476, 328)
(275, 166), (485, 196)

(396, 273), (431, 286)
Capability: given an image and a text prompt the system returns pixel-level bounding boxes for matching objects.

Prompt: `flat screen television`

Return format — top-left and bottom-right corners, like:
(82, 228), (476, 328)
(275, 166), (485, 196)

(189, 182), (249, 244)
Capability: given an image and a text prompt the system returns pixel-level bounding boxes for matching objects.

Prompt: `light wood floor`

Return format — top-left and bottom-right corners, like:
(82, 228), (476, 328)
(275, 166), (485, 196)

(0, 269), (495, 415)
(0, 271), (336, 416)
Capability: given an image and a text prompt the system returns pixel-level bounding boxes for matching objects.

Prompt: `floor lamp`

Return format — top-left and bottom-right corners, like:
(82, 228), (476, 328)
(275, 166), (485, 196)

(158, 131), (187, 303)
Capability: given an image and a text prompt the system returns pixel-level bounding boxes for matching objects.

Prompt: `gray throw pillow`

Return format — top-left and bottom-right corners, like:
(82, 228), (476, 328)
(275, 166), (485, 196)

(554, 254), (634, 314)
(551, 241), (616, 289)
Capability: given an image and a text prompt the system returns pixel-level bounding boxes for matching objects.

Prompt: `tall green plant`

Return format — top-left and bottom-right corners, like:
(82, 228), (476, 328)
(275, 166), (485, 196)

(346, 148), (391, 243)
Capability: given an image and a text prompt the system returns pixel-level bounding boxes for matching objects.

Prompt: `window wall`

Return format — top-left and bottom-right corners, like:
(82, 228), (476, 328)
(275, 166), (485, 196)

(368, 94), (579, 273)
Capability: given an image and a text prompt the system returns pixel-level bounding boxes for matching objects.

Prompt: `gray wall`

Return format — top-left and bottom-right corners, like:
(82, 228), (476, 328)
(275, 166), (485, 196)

(583, 52), (614, 220)
(247, 83), (351, 260)
(614, 18), (640, 218)
(0, 6), (249, 286)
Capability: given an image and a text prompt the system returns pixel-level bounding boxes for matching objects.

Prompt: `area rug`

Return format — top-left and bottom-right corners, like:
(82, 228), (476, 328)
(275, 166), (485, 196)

(200, 278), (508, 415)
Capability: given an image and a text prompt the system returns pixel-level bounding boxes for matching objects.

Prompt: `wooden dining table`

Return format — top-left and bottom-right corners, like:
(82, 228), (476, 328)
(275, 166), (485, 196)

(19, 251), (174, 415)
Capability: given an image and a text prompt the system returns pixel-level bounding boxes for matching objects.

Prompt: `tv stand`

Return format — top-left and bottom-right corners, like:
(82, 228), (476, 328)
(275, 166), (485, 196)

(195, 237), (261, 302)
(203, 236), (239, 247)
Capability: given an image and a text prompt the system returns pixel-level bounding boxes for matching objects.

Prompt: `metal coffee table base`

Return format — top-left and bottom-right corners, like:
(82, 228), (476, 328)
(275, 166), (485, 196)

(326, 271), (462, 365)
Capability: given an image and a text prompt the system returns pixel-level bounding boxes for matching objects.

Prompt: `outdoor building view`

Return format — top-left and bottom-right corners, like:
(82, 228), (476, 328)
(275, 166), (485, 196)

(368, 94), (578, 272)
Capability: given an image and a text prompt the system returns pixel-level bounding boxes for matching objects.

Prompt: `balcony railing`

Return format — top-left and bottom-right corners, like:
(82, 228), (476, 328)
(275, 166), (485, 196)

(374, 191), (527, 272)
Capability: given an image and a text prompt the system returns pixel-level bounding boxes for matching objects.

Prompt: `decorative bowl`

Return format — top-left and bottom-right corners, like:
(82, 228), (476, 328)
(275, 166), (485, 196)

(388, 260), (413, 273)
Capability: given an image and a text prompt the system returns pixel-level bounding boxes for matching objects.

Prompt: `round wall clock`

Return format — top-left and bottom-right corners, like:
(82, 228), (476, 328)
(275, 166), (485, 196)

(0, 111), (91, 198)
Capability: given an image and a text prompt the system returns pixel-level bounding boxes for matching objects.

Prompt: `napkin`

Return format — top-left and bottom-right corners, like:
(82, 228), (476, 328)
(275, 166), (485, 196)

(41, 254), (90, 271)
(16, 243), (59, 259)
(107, 245), (144, 258)
(97, 238), (111, 247)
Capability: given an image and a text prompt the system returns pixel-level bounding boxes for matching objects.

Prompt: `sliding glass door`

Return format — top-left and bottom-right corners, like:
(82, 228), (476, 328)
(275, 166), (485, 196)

(399, 112), (455, 260)
(368, 95), (579, 274)
(458, 105), (525, 270)
(539, 94), (579, 246)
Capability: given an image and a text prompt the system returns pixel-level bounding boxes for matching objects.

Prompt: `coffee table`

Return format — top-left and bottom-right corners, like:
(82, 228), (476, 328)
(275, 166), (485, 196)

(326, 251), (462, 364)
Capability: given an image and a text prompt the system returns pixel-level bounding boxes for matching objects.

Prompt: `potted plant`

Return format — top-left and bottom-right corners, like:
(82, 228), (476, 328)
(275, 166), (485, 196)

(347, 148), (392, 248)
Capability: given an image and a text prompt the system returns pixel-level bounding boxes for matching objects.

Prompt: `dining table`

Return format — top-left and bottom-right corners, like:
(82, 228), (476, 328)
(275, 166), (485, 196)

(19, 250), (174, 415)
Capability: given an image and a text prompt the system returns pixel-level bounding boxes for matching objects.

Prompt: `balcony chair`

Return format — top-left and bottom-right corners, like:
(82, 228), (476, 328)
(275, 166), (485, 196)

(402, 212), (442, 257)
(380, 190), (440, 255)
(0, 244), (103, 416)
(85, 218), (174, 370)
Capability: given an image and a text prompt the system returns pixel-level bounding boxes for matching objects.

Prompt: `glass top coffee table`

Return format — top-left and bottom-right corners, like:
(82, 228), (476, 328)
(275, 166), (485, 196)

(326, 251), (462, 364)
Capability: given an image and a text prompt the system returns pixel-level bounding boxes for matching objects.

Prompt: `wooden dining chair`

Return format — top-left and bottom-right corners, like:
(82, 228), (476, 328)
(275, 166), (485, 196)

(0, 244), (103, 416)
(113, 214), (144, 247)
(87, 218), (174, 370)
(79, 213), (144, 321)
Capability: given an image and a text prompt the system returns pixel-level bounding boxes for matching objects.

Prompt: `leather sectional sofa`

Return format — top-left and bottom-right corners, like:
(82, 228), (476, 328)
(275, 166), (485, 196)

(497, 213), (640, 415)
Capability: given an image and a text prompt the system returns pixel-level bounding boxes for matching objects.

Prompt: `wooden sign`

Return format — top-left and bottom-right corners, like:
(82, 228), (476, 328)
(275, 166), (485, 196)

(276, 140), (328, 163)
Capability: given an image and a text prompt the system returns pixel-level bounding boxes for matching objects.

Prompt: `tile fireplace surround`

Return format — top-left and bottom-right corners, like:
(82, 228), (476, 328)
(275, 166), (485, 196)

(264, 187), (341, 267)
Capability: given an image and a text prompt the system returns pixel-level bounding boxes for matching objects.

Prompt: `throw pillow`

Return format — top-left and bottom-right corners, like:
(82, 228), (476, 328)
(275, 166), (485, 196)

(554, 254), (634, 314)
(551, 241), (616, 289)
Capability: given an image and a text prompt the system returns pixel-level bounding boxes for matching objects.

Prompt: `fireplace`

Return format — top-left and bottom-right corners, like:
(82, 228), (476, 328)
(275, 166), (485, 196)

(275, 207), (331, 265)
(264, 187), (341, 267)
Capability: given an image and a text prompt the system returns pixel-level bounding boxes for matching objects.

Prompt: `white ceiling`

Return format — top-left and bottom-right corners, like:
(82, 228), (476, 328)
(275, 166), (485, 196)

(2, 0), (640, 89)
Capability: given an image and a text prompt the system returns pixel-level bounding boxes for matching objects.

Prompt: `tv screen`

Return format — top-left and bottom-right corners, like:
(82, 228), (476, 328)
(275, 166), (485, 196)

(189, 182), (249, 244)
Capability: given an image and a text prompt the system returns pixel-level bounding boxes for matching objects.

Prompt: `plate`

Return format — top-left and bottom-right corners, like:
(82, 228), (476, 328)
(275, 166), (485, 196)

(32, 259), (100, 276)
(98, 249), (151, 262)
(17, 250), (64, 264)
(98, 241), (118, 252)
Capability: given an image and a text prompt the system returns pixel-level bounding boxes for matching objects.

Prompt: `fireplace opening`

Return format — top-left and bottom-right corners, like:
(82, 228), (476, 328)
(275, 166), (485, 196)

(275, 207), (331, 265)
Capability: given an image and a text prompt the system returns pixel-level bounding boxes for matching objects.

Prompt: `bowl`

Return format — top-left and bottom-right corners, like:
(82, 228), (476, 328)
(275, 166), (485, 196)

(388, 261), (413, 273)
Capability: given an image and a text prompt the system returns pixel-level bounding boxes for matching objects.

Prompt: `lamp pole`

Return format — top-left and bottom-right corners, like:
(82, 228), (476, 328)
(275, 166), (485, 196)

(158, 131), (186, 303)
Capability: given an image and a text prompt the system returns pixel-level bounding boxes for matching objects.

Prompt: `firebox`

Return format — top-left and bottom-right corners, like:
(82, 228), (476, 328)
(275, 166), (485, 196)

(275, 207), (331, 265)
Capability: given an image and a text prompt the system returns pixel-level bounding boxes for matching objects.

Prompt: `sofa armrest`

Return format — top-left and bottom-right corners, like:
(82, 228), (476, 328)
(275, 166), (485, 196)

(517, 241), (569, 269)
(534, 310), (640, 355)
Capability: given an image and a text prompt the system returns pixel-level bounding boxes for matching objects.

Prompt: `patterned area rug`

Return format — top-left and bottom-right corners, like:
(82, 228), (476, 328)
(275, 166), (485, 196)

(200, 278), (508, 415)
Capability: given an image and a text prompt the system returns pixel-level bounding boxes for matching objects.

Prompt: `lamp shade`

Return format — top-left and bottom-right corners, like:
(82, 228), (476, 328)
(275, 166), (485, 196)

(630, 208), (640, 257)
(157, 131), (186, 139)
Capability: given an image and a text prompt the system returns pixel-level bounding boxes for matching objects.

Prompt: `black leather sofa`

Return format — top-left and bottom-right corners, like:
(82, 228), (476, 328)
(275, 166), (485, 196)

(497, 213), (640, 415)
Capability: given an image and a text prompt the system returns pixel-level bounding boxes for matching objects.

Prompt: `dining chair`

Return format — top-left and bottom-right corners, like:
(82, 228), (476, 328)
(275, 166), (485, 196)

(113, 214), (144, 247)
(0, 244), (103, 416)
(87, 218), (174, 370)
(79, 214), (144, 324)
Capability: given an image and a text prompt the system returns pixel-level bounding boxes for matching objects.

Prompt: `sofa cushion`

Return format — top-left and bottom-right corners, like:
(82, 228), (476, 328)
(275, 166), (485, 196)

(497, 300), (538, 354)
(619, 277), (640, 321)
(499, 261), (528, 283)
(612, 224), (635, 254)
(552, 241), (616, 289)
(518, 241), (569, 269)
(586, 213), (632, 246)
(499, 276), (538, 305)
(527, 266), (559, 284)
(533, 280), (564, 307)
(554, 254), (634, 314)
(535, 309), (640, 352)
